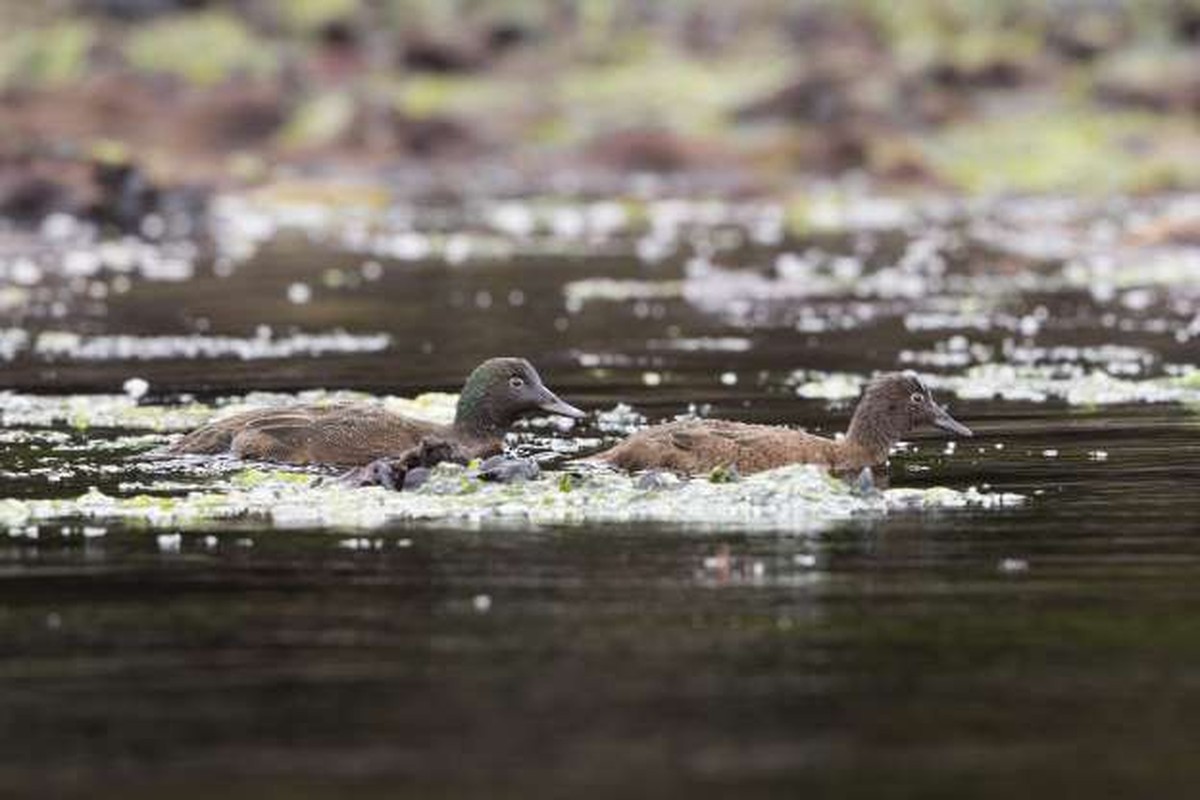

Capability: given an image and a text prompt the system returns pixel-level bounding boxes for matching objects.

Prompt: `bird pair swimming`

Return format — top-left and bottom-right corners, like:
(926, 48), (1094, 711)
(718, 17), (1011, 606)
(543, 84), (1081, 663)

(162, 357), (972, 481)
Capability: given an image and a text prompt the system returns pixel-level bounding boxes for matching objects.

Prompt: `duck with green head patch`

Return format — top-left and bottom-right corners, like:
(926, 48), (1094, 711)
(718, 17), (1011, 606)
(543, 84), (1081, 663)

(586, 372), (971, 476)
(162, 357), (585, 468)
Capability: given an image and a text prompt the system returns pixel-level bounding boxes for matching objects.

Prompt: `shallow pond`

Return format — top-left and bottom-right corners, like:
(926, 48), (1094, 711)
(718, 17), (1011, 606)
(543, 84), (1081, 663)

(2, 191), (1200, 797)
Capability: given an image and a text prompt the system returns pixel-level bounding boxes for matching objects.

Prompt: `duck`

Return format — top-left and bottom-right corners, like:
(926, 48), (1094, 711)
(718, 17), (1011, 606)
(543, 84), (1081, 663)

(161, 357), (585, 468)
(586, 372), (971, 476)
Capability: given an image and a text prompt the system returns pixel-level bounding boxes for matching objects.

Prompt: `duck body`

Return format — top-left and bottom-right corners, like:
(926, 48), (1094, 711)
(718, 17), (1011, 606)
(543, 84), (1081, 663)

(164, 402), (498, 467)
(589, 372), (972, 476)
(161, 357), (585, 468)
(594, 418), (875, 475)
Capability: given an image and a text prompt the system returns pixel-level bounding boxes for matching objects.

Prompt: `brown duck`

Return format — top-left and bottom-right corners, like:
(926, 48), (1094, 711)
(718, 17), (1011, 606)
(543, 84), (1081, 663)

(162, 357), (585, 467)
(588, 372), (971, 475)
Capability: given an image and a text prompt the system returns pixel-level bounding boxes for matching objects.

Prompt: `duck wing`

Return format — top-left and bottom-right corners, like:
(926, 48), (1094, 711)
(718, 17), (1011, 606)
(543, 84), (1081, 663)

(166, 403), (444, 466)
(162, 405), (301, 456)
(595, 419), (836, 475)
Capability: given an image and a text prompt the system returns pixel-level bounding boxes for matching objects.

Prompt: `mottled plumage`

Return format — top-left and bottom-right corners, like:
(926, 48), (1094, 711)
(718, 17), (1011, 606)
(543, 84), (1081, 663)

(162, 357), (584, 467)
(590, 373), (971, 475)
(164, 403), (467, 466)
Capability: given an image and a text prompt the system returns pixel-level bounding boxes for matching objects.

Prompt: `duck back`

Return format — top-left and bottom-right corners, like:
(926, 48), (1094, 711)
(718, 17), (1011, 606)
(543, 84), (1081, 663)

(592, 419), (842, 475)
(165, 403), (460, 466)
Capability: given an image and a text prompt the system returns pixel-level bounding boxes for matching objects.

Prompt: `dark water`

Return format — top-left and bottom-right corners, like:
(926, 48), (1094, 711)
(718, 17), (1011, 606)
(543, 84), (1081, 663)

(3, 217), (1200, 798)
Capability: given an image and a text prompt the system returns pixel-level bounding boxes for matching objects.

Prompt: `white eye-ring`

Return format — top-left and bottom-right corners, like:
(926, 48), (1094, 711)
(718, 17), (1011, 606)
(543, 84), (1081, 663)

(509, 376), (525, 388)
(910, 392), (924, 403)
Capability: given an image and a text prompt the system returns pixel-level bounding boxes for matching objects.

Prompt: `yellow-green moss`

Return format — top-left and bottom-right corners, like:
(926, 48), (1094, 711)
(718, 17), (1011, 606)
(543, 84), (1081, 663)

(0, 21), (93, 88)
(277, 92), (356, 147)
(124, 12), (275, 87)
(274, 0), (360, 32)
(925, 108), (1200, 194)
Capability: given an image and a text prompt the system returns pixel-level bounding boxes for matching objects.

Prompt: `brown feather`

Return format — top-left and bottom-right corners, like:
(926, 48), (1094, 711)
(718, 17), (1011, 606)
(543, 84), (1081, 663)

(159, 357), (583, 469)
(596, 419), (846, 475)
(167, 403), (456, 466)
(589, 373), (970, 476)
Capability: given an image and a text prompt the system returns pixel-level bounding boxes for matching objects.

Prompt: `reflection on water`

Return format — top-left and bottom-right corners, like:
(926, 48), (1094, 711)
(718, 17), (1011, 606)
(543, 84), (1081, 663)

(2, 194), (1200, 797)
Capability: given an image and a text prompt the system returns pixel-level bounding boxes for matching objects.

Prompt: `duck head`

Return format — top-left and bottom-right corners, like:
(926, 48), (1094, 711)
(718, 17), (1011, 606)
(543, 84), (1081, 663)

(845, 372), (971, 457)
(454, 357), (585, 436)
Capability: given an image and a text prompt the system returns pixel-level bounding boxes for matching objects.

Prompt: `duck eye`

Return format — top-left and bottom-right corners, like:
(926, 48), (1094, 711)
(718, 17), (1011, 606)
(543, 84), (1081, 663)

(910, 392), (924, 403)
(509, 376), (525, 389)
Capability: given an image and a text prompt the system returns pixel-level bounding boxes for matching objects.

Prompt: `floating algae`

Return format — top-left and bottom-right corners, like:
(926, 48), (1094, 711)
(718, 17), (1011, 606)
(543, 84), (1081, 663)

(0, 462), (1024, 535)
(790, 365), (1200, 406)
(24, 328), (391, 362)
(0, 389), (459, 432)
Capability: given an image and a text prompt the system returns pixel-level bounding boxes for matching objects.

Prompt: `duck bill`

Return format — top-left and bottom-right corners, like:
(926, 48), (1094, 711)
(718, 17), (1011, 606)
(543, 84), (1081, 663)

(535, 387), (587, 420)
(930, 404), (973, 437)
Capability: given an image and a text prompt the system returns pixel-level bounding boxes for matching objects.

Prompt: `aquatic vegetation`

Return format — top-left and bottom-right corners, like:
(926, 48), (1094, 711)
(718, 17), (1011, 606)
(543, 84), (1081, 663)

(941, 365), (1200, 405)
(123, 12), (276, 87)
(277, 0), (360, 33)
(790, 365), (1200, 406)
(0, 378), (1021, 534)
(0, 390), (458, 432)
(0, 20), (93, 89)
(0, 461), (1022, 535)
(586, 403), (642, 435)
(556, 47), (791, 141)
(786, 193), (919, 234)
(2, 179), (1196, 539)
(0, 328), (391, 362)
(925, 109), (1200, 194)
(564, 278), (683, 310)
(0, 393), (215, 432)
(276, 92), (357, 149)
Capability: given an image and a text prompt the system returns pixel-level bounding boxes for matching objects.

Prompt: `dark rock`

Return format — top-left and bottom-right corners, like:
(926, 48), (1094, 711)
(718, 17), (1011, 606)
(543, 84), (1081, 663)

(402, 35), (483, 73)
(0, 171), (74, 224)
(1045, 11), (1129, 61)
(0, 146), (210, 235)
(851, 467), (876, 497)
(343, 458), (404, 490)
(319, 18), (359, 50)
(1175, 4), (1200, 43)
(341, 440), (466, 491)
(925, 59), (1026, 90)
(402, 466), (433, 490)
(735, 69), (863, 125)
(836, 464), (889, 493)
(484, 21), (536, 54)
(91, 161), (158, 233)
(477, 455), (541, 483)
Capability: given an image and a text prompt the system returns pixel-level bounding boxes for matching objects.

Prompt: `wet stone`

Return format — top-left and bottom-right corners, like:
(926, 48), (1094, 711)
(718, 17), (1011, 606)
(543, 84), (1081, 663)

(402, 466), (433, 490)
(476, 455), (541, 484)
(635, 470), (681, 491)
(850, 467), (878, 497)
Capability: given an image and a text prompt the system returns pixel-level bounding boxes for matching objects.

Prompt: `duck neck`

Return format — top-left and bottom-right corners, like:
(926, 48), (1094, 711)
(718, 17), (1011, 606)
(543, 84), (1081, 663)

(843, 411), (898, 465)
(453, 396), (505, 442)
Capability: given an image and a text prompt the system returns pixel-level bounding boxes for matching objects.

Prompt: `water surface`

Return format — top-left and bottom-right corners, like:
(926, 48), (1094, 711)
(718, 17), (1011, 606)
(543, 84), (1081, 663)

(2, 194), (1199, 797)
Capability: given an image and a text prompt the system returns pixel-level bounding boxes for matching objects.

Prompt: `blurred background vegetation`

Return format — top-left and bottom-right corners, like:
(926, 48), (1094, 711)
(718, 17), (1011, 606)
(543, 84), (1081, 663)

(2, 0), (1200, 211)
